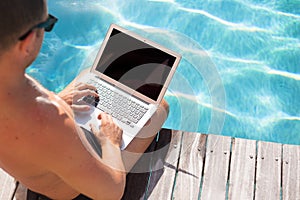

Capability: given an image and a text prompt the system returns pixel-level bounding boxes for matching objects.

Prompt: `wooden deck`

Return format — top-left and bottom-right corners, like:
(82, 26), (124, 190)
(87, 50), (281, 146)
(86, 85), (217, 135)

(0, 168), (16, 199)
(1, 129), (299, 199)
(122, 129), (300, 200)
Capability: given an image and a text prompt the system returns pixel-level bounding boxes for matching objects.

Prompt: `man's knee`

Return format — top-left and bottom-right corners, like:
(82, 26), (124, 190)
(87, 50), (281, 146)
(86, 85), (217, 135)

(160, 99), (170, 117)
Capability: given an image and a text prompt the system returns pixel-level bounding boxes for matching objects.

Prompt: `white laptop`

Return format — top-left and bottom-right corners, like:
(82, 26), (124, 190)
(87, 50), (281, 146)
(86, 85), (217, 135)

(75, 24), (181, 150)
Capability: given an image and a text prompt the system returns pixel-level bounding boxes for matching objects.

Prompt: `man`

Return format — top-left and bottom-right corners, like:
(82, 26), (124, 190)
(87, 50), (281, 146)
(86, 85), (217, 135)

(0, 0), (169, 199)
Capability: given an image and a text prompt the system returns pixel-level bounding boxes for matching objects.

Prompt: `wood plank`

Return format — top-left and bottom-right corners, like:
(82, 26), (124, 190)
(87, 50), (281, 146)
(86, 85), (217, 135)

(0, 168), (16, 200)
(147, 130), (183, 200)
(255, 141), (282, 199)
(282, 144), (300, 200)
(201, 134), (232, 200)
(173, 132), (206, 200)
(228, 138), (256, 200)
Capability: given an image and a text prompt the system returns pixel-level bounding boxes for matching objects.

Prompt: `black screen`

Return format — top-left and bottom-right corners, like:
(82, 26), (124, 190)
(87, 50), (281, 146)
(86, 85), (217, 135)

(95, 29), (176, 101)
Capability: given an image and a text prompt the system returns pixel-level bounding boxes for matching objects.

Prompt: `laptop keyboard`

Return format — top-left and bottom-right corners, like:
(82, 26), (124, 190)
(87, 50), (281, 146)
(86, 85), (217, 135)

(83, 80), (149, 126)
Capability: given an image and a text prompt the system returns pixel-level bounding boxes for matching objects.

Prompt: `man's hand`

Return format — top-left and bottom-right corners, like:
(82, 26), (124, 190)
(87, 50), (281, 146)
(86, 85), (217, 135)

(90, 113), (123, 148)
(58, 82), (98, 112)
(89, 113), (125, 173)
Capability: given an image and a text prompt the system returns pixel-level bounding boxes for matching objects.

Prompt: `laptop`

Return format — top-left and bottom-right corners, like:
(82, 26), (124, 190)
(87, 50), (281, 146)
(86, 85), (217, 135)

(75, 24), (181, 150)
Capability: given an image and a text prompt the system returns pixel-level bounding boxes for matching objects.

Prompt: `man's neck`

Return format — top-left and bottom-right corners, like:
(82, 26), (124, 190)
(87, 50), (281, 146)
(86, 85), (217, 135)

(0, 58), (28, 93)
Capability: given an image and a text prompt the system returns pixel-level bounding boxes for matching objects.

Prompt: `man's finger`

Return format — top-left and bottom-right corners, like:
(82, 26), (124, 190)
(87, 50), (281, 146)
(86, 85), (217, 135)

(79, 89), (99, 97)
(89, 123), (98, 134)
(76, 83), (97, 92)
(99, 113), (108, 125)
(71, 104), (91, 112)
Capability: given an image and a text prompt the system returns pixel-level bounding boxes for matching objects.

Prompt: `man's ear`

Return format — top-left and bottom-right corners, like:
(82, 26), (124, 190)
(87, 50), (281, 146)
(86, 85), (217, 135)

(17, 31), (36, 57)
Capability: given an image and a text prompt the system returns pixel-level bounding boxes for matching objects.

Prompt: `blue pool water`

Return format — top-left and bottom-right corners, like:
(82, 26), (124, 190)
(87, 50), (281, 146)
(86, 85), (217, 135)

(27, 0), (300, 145)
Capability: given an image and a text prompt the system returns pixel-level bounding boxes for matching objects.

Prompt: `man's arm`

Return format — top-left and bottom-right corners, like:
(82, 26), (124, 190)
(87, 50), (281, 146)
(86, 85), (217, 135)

(32, 98), (126, 199)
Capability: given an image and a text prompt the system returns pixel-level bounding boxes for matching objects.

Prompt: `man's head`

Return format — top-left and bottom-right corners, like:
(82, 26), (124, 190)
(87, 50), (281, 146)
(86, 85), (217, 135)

(0, 0), (47, 54)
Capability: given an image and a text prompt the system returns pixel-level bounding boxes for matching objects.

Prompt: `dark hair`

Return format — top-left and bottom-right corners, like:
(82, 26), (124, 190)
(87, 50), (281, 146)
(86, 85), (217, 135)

(0, 0), (46, 52)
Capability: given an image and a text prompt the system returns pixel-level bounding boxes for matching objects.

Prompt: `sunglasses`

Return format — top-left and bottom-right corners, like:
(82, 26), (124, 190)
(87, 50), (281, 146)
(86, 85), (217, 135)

(19, 14), (58, 40)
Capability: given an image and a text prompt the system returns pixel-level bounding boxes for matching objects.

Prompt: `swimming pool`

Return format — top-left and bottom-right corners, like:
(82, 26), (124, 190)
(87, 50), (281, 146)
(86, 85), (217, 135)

(27, 0), (300, 145)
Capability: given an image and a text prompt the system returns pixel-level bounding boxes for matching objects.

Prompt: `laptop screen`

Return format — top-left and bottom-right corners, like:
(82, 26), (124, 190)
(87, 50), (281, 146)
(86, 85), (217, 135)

(95, 28), (176, 101)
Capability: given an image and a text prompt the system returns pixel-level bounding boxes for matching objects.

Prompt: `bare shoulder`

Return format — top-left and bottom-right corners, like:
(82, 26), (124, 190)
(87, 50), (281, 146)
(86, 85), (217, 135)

(12, 76), (92, 166)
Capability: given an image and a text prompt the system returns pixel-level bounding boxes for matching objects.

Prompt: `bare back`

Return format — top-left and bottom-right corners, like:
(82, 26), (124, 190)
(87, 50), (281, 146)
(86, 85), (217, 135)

(0, 75), (93, 199)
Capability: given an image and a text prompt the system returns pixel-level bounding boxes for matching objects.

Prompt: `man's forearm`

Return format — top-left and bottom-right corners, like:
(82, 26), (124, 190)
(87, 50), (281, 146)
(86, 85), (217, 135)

(99, 142), (126, 199)
(100, 140), (126, 173)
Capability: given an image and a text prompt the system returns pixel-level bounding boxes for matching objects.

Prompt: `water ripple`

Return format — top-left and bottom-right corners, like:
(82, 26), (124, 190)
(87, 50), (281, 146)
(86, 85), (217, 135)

(238, 0), (300, 19)
(267, 69), (300, 81)
(178, 6), (270, 33)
